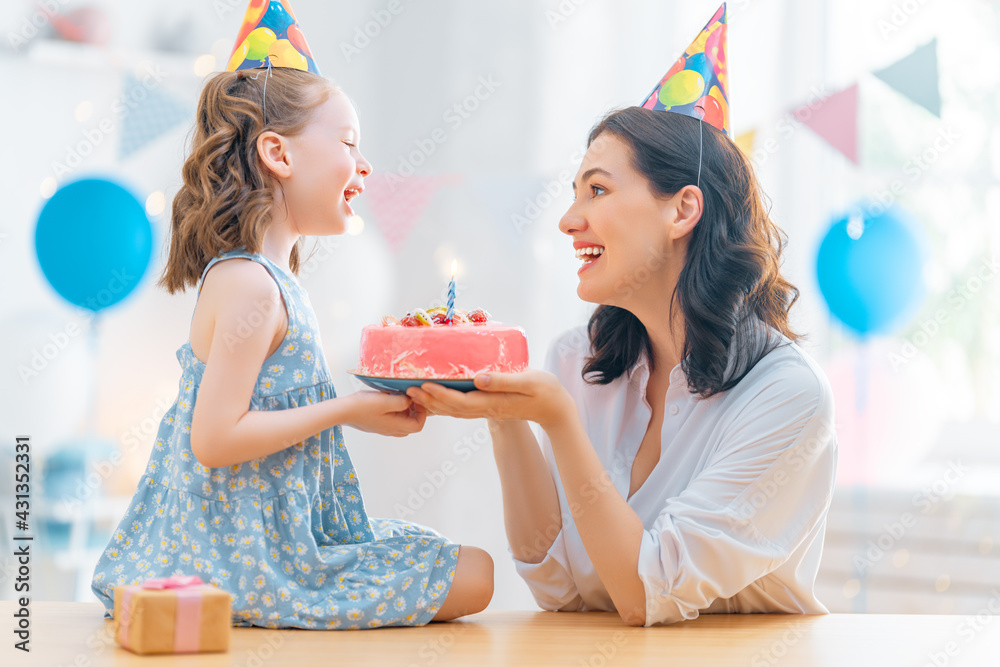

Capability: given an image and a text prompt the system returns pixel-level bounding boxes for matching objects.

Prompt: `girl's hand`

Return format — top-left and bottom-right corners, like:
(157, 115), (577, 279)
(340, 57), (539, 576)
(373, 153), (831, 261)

(344, 391), (428, 437)
(406, 370), (574, 430)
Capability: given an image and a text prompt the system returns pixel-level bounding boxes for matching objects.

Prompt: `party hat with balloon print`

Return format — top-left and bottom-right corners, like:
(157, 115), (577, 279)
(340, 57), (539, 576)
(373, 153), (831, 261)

(226, 0), (320, 75)
(641, 3), (729, 135)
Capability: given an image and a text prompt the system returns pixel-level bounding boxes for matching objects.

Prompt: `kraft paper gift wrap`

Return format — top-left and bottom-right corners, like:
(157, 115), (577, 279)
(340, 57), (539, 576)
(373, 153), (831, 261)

(113, 575), (232, 654)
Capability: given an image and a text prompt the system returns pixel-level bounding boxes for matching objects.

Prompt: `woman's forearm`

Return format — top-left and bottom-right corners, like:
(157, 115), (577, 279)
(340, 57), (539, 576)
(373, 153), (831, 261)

(489, 419), (563, 563)
(544, 416), (648, 625)
(191, 394), (356, 468)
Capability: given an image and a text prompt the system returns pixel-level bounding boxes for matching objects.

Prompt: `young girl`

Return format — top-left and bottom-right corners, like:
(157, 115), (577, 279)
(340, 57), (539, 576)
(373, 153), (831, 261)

(91, 67), (493, 629)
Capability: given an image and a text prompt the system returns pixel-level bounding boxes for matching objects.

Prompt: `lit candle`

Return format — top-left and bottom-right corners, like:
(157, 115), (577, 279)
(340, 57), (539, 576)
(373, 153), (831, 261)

(446, 260), (457, 323)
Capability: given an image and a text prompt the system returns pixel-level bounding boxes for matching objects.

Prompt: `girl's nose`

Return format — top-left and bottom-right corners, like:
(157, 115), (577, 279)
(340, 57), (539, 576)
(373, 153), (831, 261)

(558, 203), (587, 236)
(357, 152), (372, 177)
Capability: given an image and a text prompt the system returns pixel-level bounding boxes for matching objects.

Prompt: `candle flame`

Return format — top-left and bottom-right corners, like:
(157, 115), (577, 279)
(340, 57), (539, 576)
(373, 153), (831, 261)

(451, 259), (457, 277)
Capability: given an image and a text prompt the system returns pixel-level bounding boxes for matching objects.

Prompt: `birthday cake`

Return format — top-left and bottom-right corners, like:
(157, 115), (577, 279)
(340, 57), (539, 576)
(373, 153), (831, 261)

(357, 307), (528, 380)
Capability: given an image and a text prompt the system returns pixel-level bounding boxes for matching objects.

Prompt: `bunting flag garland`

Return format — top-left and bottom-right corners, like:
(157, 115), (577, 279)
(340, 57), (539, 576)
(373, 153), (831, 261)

(794, 83), (859, 165)
(733, 38), (939, 167)
(361, 173), (461, 253)
(872, 39), (941, 117)
(118, 74), (192, 160)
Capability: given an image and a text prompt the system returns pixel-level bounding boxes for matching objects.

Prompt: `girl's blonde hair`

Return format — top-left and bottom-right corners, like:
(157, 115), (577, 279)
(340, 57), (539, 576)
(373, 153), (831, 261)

(158, 68), (339, 294)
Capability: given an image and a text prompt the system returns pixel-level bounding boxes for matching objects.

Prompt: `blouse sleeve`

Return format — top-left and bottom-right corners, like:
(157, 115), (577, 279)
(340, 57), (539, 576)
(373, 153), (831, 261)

(636, 359), (838, 626)
(510, 330), (589, 611)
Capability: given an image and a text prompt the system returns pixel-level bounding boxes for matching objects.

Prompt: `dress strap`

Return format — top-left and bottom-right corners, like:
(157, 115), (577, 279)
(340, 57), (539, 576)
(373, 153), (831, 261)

(193, 248), (297, 327)
(199, 248), (254, 289)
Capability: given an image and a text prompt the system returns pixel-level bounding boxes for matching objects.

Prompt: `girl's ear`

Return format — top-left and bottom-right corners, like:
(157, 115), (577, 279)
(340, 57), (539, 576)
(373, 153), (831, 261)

(666, 184), (703, 240)
(257, 131), (293, 180)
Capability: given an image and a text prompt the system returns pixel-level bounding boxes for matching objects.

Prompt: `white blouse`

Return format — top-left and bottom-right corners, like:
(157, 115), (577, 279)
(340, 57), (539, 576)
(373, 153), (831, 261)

(514, 325), (838, 626)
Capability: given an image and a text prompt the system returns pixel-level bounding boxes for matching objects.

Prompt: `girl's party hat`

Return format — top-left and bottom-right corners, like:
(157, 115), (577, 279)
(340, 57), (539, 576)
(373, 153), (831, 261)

(641, 3), (729, 135)
(226, 0), (320, 75)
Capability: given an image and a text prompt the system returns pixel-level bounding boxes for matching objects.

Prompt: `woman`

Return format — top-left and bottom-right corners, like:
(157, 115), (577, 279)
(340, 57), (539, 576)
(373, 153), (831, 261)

(407, 106), (837, 627)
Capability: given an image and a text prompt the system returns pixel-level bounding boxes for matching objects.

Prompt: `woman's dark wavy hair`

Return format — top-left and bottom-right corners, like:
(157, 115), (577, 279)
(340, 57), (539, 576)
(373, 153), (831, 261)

(158, 69), (338, 294)
(582, 107), (803, 398)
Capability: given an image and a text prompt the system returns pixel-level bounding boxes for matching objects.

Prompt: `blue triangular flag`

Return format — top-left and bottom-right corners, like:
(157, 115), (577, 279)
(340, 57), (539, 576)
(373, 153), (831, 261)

(118, 74), (191, 160)
(872, 39), (941, 117)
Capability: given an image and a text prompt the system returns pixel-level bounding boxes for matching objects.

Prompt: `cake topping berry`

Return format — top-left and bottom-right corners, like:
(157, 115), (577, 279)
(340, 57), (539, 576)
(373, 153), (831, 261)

(389, 307), (490, 326)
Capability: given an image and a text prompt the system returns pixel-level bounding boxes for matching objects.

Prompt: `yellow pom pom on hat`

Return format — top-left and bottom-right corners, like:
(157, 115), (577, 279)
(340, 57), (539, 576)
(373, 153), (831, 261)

(641, 3), (729, 135)
(226, 0), (320, 75)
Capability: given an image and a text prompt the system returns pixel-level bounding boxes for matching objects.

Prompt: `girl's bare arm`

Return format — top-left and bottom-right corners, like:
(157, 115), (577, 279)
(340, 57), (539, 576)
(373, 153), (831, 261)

(190, 260), (419, 468)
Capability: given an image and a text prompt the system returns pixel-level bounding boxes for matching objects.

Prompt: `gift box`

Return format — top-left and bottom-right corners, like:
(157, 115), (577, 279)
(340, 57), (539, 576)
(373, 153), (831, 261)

(113, 575), (232, 655)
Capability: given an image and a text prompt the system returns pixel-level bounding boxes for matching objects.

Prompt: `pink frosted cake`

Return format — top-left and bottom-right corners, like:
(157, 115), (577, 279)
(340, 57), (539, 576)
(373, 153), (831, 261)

(357, 307), (528, 380)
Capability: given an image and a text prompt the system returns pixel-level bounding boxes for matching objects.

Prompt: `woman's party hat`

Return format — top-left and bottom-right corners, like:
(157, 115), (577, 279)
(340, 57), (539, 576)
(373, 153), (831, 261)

(641, 3), (729, 135)
(226, 0), (320, 75)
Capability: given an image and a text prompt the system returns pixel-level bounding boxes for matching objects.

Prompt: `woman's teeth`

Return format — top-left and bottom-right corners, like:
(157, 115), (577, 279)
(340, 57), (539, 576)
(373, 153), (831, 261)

(575, 246), (605, 261)
(344, 188), (360, 202)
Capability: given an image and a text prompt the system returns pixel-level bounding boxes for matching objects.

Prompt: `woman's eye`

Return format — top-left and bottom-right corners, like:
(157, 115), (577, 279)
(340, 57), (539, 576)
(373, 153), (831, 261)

(591, 185), (605, 197)
(343, 141), (356, 148)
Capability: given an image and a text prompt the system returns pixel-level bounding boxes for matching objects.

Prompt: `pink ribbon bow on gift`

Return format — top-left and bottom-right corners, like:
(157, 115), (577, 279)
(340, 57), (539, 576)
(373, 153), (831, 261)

(119, 575), (210, 653)
(142, 574), (204, 590)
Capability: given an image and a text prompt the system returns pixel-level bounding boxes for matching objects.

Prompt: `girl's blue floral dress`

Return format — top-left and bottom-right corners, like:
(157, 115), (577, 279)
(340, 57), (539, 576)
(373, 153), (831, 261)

(92, 249), (461, 629)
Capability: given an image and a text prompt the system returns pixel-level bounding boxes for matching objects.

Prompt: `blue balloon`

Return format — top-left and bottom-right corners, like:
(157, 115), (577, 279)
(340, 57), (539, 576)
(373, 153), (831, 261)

(684, 52), (711, 78)
(35, 178), (153, 312)
(816, 204), (927, 336)
(260, 1), (294, 35)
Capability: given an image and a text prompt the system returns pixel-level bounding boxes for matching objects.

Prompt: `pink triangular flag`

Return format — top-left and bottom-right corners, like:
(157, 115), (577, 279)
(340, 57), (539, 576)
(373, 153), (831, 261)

(363, 173), (459, 253)
(793, 83), (858, 165)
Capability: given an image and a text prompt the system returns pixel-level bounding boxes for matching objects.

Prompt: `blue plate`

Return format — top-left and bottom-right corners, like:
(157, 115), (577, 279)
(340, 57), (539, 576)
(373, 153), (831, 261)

(348, 372), (477, 394)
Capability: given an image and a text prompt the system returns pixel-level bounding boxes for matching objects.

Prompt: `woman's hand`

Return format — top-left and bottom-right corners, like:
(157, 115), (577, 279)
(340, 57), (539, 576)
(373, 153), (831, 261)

(406, 370), (575, 430)
(344, 391), (428, 437)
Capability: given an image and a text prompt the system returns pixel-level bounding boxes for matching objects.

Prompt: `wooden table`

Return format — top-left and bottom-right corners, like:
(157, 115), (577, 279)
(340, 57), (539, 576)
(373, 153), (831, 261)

(4, 601), (1000, 666)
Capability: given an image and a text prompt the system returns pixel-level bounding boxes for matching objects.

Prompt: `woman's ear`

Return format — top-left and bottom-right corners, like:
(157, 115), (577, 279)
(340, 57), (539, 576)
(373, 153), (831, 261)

(257, 131), (293, 180)
(668, 184), (704, 240)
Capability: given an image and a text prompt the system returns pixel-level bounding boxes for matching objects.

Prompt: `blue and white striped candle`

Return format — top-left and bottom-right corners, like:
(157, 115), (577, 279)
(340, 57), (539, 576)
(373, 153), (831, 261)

(445, 260), (456, 323)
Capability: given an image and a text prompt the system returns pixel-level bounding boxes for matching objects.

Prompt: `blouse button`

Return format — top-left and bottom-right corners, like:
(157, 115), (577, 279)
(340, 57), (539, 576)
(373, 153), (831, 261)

(669, 404), (680, 416)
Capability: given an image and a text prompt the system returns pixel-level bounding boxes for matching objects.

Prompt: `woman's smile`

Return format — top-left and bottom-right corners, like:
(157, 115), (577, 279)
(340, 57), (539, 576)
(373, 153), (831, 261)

(574, 242), (606, 275)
